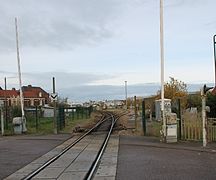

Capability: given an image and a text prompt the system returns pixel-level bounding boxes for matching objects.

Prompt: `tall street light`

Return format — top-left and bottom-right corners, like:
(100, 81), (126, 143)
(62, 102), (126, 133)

(15, 17), (27, 132)
(160, 0), (166, 139)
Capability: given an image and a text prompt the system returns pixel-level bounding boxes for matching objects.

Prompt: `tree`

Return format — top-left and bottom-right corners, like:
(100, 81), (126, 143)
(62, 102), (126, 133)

(157, 77), (188, 109)
(206, 93), (216, 117)
(164, 77), (187, 100)
(187, 92), (201, 111)
(48, 97), (70, 107)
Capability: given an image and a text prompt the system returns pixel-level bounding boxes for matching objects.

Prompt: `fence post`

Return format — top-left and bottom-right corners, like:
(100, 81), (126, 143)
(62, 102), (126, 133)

(90, 106), (93, 116)
(142, 99), (146, 135)
(1, 108), (4, 135)
(35, 106), (38, 131)
(77, 107), (79, 119)
(81, 107), (84, 119)
(58, 106), (65, 130)
(134, 96), (137, 131)
(85, 108), (88, 119)
(177, 99), (181, 140)
(72, 108), (74, 120)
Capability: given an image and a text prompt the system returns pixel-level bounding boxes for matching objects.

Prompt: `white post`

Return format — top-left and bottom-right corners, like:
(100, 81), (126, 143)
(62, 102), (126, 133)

(160, 0), (166, 139)
(1, 109), (4, 135)
(201, 89), (207, 147)
(15, 17), (27, 132)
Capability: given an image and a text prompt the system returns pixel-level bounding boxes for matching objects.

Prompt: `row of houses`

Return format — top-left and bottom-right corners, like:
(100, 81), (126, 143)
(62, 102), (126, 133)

(0, 84), (126, 110)
(0, 85), (50, 107)
(89, 100), (125, 110)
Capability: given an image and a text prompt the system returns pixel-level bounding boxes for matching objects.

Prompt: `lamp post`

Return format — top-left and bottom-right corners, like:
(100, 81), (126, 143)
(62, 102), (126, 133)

(125, 81), (128, 109)
(15, 17), (27, 132)
(160, 0), (166, 140)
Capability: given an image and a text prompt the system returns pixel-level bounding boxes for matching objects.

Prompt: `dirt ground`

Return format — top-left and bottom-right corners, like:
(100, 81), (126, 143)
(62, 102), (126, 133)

(72, 110), (145, 136)
(115, 110), (144, 136)
(70, 111), (103, 133)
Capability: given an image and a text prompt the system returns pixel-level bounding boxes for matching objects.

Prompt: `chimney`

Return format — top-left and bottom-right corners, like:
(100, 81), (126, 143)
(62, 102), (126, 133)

(12, 88), (16, 91)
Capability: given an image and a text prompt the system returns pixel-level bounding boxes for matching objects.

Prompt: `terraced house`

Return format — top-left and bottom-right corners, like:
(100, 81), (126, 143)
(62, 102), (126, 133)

(0, 85), (49, 107)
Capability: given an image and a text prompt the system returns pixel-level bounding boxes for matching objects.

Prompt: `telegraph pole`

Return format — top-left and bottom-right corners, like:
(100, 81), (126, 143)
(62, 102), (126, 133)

(15, 17), (27, 132)
(160, 0), (166, 140)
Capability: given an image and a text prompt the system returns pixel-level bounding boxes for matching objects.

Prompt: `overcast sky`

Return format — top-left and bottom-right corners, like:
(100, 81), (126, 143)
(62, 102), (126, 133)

(0, 0), (216, 100)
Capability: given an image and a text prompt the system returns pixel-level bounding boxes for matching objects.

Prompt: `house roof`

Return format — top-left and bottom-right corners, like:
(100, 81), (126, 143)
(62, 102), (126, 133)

(23, 91), (40, 98)
(0, 90), (19, 97)
(0, 85), (49, 98)
(22, 85), (48, 95)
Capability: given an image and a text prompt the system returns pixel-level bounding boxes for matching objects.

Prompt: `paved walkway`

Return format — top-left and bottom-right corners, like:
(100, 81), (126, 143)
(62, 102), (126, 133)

(116, 136), (216, 180)
(2, 133), (216, 180)
(0, 134), (71, 179)
(5, 134), (119, 180)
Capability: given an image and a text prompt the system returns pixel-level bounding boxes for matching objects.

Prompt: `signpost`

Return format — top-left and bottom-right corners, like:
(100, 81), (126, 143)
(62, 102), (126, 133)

(50, 93), (58, 101)
(52, 77), (58, 134)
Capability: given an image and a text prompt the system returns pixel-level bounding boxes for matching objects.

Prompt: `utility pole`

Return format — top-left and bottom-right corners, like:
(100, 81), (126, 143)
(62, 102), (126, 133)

(125, 81), (128, 109)
(160, 0), (166, 140)
(15, 17), (27, 132)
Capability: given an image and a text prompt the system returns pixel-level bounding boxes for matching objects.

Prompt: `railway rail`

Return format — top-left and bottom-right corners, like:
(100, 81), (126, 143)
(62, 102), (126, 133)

(20, 111), (126, 180)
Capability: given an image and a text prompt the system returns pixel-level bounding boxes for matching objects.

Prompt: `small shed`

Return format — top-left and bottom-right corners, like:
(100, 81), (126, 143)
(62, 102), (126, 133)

(41, 106), (54, 117)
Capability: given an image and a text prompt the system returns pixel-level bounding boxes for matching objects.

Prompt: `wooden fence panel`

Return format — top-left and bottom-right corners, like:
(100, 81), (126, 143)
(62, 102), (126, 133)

(181, 112), (216, 142)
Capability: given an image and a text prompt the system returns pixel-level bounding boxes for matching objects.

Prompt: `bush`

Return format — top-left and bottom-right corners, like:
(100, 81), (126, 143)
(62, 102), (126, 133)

(207, 93), (216, 117)
(12, 106), (22, 117)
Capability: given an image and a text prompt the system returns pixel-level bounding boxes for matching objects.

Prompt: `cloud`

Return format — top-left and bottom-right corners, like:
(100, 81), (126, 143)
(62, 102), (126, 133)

(0, 71), (116, 90)
(0, 70), (210, 101)
(59, 83), (160, 101)
(165, 0), (212, 8)
(0, 0), (124, 52)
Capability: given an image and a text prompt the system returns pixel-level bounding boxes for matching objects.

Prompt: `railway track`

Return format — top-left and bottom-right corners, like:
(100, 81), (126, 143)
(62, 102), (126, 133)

(19, 111), (125, 180)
